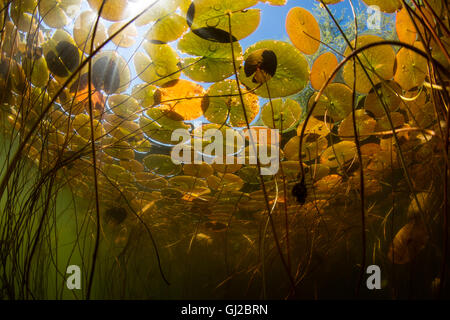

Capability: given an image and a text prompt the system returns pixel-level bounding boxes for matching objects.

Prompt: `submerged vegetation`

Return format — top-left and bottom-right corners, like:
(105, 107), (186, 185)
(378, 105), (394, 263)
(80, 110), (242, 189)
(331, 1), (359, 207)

(0, 0), (449, 299)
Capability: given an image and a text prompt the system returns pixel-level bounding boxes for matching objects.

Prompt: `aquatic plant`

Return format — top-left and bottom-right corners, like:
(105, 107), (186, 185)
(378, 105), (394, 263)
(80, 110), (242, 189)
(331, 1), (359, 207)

(0, 0), (448, 299)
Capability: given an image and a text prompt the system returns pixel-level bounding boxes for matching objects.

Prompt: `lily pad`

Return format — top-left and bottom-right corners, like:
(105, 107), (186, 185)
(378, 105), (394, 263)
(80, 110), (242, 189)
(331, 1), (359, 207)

(261, 98), (302, 132)
(285, 7), (321, 55)
(239, 40), (309, 98)
(202, 80), (259, 127)
(343, 35), (396, 94)
(143, 154), (182, 176)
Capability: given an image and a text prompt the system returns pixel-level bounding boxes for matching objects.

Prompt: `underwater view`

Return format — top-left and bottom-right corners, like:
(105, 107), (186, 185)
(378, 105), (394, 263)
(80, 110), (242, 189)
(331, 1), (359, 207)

(0, 0), (449, 300)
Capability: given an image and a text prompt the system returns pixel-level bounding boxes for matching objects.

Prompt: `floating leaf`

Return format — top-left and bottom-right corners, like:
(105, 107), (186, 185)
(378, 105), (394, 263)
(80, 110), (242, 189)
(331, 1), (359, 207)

(297, 117), (333, 137)
(310, 52), (338, 90)
(146, 13), (187, 44)
(143, 154), (182, 176)
(364, 81), (402, 118)
(140, 108), (189, 145)
(134, 42), (180, 86)
(239, 40), (309, 98)
(156, 79), (205, 120)
(202, 80), (259, 127)
(102, 137), (135, 160)
(343, 35), (396, 94)
(72, 113), (105, 140)
(261, 99), (302, 132)
(396, 7), (417, 45)
(87, 0), (130, 21)
(284, 135), (328, 162)
(207, 173), (244, 192)
(92, 51), (130, 94)
(132, 83), (158, 108)
(23, 55), (49, 88)
(338, 109), (376, 141)
(39, 0), (81, 28)
(43, 30), (81, 79)
(10, 0), (38, 32)
(183, 163), (214, 178)
(187, 0), (260, 42)
(309, 83), (353, 122)
(388, 221), (428, 264)
(108, 21), (138, 48)
(108, 94), (141, 120)
(73, 10), (108, 53)
(285, 7), (320, 55)
(394, 42), (428, 91)
(244, 49), (277, 85)
(178, 31), (242, 82)
(135, 0), (180, 26)
(321, 141), (356, 168)
(136, 172), (169, 190)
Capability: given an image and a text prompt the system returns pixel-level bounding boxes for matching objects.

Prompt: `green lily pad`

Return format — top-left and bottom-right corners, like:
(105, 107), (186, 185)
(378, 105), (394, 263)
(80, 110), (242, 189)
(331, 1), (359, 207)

(202, 80), (260, 127)
(239, 40), (309, 98)
(143, 154), (182, 176)
(134, 42), (181, 86)
(261, 98), (302, 132)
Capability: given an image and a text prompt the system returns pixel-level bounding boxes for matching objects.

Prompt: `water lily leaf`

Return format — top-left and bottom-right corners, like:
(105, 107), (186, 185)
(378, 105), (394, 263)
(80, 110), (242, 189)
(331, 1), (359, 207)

(135, 0), (180, 26)
(207, 173), (244, 192)
(261, 98), (302, 132)
(132, 84), (158, 108)
(168, 175), (210, 195)
(39, 0), (81, 28)
(73, 10), (108, 53)
(396, 7), (417, 45)
(343, 35), (396, 94)
(91, 51), (130, 94)
(239, 40), (309, 98)
(103, 114), (144, 141)
(388, 221), (428, 264)
(134, 42), (180, 86)
(140, 109), (189, 145)
(143, 154), (182, 176)
(394, 41), (428, 91)
(375, 112), (405, 132)
(310, 52), (338, 90)
(187, 0), (260, 42)
(120, 159), (144, 173)
(178, 30), (242, 82)
(284, 135), (328, 162)
(136, 172), (169, 189)
(10, 0), (38, 31)
(364, 81), (402, 118)
(23, 56), (49, 88)
(321, 141), (356, 168)
(102, 137), (135, 160)
(183, 163), (214, 178)
(309, 83), (353, 122)
(146, 13), (187, 43)
(87, 0), (130, 21)
(286, 7), (320, 55)
(244, 49), (277, 84)
(108, 94), (141, 120)
(43, 30), (81, 80)
(338, 109), (377, 141)
(155, 79), (205, 120)
(202, 79), (259, 127)
(108, 21), (138, 48)
(297, 117), (334, 137)
(72, 113), (105, 140)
